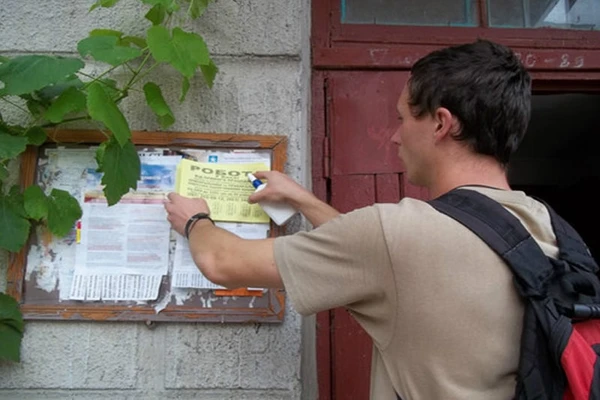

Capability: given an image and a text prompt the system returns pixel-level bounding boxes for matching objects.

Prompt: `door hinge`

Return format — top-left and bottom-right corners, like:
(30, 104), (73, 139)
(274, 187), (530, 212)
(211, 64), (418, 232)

(323, 77), (331, 179)
(323, 136), (331, 178)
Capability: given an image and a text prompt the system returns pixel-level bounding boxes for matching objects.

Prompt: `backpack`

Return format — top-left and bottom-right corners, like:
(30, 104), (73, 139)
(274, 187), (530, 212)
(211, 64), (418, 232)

(427, 188), (600, 400)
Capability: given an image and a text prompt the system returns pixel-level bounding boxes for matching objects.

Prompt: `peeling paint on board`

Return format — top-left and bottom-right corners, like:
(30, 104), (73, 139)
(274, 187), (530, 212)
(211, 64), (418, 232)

(199, 292), (219, 308)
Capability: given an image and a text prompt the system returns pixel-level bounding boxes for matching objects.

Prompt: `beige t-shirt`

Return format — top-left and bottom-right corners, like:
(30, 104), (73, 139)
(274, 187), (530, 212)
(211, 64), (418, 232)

(273, 188), (558, 400)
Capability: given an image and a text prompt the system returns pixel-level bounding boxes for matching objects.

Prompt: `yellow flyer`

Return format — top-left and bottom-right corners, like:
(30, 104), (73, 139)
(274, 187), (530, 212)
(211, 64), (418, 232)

(176, 159), (270, 223)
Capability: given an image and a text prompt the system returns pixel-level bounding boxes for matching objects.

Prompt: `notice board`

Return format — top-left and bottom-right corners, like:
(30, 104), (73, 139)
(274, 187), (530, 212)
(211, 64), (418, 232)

(7, 130), (287, 323)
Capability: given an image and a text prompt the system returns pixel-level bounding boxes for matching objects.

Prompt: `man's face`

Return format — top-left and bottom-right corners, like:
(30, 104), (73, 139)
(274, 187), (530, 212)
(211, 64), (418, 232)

(390, 84), (437, 186)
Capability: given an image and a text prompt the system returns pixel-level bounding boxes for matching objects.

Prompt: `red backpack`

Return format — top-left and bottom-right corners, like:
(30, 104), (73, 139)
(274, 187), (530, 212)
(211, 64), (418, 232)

(428, 189), (600, 400)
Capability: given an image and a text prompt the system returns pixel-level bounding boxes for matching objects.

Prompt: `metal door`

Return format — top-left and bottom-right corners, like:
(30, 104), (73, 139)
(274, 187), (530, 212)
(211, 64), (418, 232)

(313, 70), (429, 400)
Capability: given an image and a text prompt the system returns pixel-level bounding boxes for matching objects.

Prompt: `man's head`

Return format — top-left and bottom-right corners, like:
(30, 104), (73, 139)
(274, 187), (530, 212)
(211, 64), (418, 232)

(396, 39), (531, 173)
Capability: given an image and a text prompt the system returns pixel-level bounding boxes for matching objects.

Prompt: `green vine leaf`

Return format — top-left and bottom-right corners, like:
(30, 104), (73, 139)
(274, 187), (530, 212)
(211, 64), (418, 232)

(122, 36), (147, 49)
(0, 294), (24, 334)
(90, 29), (123, 39)
(95, 141), (107, 173)
(0, 193), (30, 252)
(0, 164), (8, 181)
(147, 26), (172, 61)
(44, 87), (87, 123)
(0, 293), (23, 363)
(180, 77), (190, 102)
(0, 56), (84, 96)
(142, 0), (179, 13)
(145, 4), (167, 25)
(97, 78), (121, 100)
(78, 36), (143, 67)
(87, 82), (131, 147)
(187, 0), (212, 19)
(20, 94), (47, 117)
(100, 138), (140, 205)
(8, 185), (24, 204)
(24, 185), (48, 221)
(0, 121), (21, 135)
(88, 30), (146, 50)
(24, 127), (47, 146)
(36, 75), (83, 101)
(46, 189), (82, 237)
(200, 59), (218, 88)
(147, 26), (210, 78)
(89, 0), (121, 12)
(143, 82), (175, 128)
(0, 134), (28, 161)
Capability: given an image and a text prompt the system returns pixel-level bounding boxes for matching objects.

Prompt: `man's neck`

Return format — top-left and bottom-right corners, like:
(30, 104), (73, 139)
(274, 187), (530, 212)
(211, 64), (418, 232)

(427, 156), (510, 199)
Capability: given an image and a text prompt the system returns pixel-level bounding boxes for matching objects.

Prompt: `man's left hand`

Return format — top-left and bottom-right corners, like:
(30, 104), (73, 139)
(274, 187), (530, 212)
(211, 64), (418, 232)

(164, 193), (211, 236)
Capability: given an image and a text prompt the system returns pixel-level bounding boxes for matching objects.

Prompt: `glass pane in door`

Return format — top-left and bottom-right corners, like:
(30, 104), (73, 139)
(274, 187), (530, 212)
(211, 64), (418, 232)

(488, 0), (600, 30)
(341, 0), (478, 27)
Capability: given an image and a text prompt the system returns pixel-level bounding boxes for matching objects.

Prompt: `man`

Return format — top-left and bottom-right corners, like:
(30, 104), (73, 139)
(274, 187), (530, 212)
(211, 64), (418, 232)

(165, 39), (552, 399)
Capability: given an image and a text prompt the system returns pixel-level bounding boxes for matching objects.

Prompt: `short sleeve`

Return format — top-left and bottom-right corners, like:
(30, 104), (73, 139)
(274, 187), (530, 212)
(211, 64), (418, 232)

(273, 205), (396, 327)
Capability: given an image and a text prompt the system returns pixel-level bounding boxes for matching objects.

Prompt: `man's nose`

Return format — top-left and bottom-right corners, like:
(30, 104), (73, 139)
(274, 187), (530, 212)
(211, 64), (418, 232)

(390, 127), (401, 144)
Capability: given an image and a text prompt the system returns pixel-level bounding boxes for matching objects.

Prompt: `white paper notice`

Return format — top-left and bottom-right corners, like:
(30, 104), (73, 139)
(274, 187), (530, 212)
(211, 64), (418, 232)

(171, 222), (269, 289)
(71, 200), (171, 300)
(170, 149), (271, 290)
(178, 149), (272, 167)
(69, 156), (180, 301)
(31, 147), (98, 300)
(70, 274), (163, 301)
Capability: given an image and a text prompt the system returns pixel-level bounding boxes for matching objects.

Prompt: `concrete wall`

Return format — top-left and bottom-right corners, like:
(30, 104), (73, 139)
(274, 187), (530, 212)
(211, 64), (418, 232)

(0, 1), (314, 399)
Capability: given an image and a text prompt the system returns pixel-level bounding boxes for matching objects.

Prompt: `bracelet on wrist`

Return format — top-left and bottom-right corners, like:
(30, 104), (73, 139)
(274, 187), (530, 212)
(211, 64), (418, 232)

(184, 212), (215, 239)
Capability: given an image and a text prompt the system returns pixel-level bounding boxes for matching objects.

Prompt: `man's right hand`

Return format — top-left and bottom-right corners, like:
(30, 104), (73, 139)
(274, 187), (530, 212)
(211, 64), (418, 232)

(248, 171), (310, 209)
(247, 171), (340, 228)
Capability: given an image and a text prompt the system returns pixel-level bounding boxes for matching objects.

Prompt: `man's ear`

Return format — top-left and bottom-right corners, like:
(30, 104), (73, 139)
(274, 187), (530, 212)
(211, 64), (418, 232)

(433, 107), (457, 141)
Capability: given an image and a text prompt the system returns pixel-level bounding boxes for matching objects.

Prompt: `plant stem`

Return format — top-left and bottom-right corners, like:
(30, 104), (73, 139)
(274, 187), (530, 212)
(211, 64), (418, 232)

(124, 62), (136, 74)
(129, 62), (160, 87)
(42, 116), (91, 128)
(78, 71), (124, 94)
(112, 52), (155, 104)
(0, 97), (29, 114)
(123, 51), (152, 92)
(99, 129), (110, 140)
(78, 71), (112, 85)
(80, 64), (122, 89)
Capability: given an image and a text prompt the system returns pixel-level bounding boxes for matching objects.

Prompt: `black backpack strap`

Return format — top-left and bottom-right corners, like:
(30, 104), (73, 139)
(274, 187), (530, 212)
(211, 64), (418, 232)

(534, 198), (599, 275)
(532, 198), (600, 314)
(429, 189), (600, 399)
(428, 189), (553, 298)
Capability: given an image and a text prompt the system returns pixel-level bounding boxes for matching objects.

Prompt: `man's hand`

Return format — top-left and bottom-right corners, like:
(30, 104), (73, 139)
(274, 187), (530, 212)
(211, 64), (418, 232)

(164, 191), (283, 289)
(248, 171), (311, 209)
(247, 171), (340, 228)
(164, 193), (210, 236)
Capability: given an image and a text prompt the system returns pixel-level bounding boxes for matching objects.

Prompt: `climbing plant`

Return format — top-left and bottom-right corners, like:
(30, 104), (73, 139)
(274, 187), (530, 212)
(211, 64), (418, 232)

(0, 0), (217, 362)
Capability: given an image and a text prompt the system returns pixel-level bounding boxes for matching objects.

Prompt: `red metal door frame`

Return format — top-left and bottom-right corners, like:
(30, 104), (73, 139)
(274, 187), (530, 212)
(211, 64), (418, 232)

(311, 2), (600, 399)
(313, 0), (600, 72)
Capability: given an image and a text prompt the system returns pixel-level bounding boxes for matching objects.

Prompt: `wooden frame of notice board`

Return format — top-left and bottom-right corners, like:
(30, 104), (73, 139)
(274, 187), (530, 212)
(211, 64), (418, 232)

(7, 129), (287, 323)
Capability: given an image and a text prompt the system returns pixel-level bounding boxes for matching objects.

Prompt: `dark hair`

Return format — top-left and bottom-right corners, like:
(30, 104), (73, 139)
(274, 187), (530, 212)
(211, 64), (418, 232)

(408, 39), (531, 165)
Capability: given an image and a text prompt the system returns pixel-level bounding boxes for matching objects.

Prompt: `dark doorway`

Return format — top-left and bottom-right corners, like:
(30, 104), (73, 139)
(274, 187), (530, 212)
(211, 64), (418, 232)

(509, 93), (600, 258)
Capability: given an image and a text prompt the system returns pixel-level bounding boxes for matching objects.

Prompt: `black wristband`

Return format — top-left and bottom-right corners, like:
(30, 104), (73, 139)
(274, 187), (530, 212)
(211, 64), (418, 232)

(184, 212), (215, 239)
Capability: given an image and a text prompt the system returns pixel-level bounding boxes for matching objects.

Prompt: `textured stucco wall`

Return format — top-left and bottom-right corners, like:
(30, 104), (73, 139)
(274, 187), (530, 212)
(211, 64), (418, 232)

(0, 1), (312, 399)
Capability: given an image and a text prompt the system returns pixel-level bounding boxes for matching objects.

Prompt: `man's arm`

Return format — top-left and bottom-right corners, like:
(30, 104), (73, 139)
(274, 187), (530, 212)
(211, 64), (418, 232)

(248, 171), (339, 227)
(164, 193), (283, 289)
